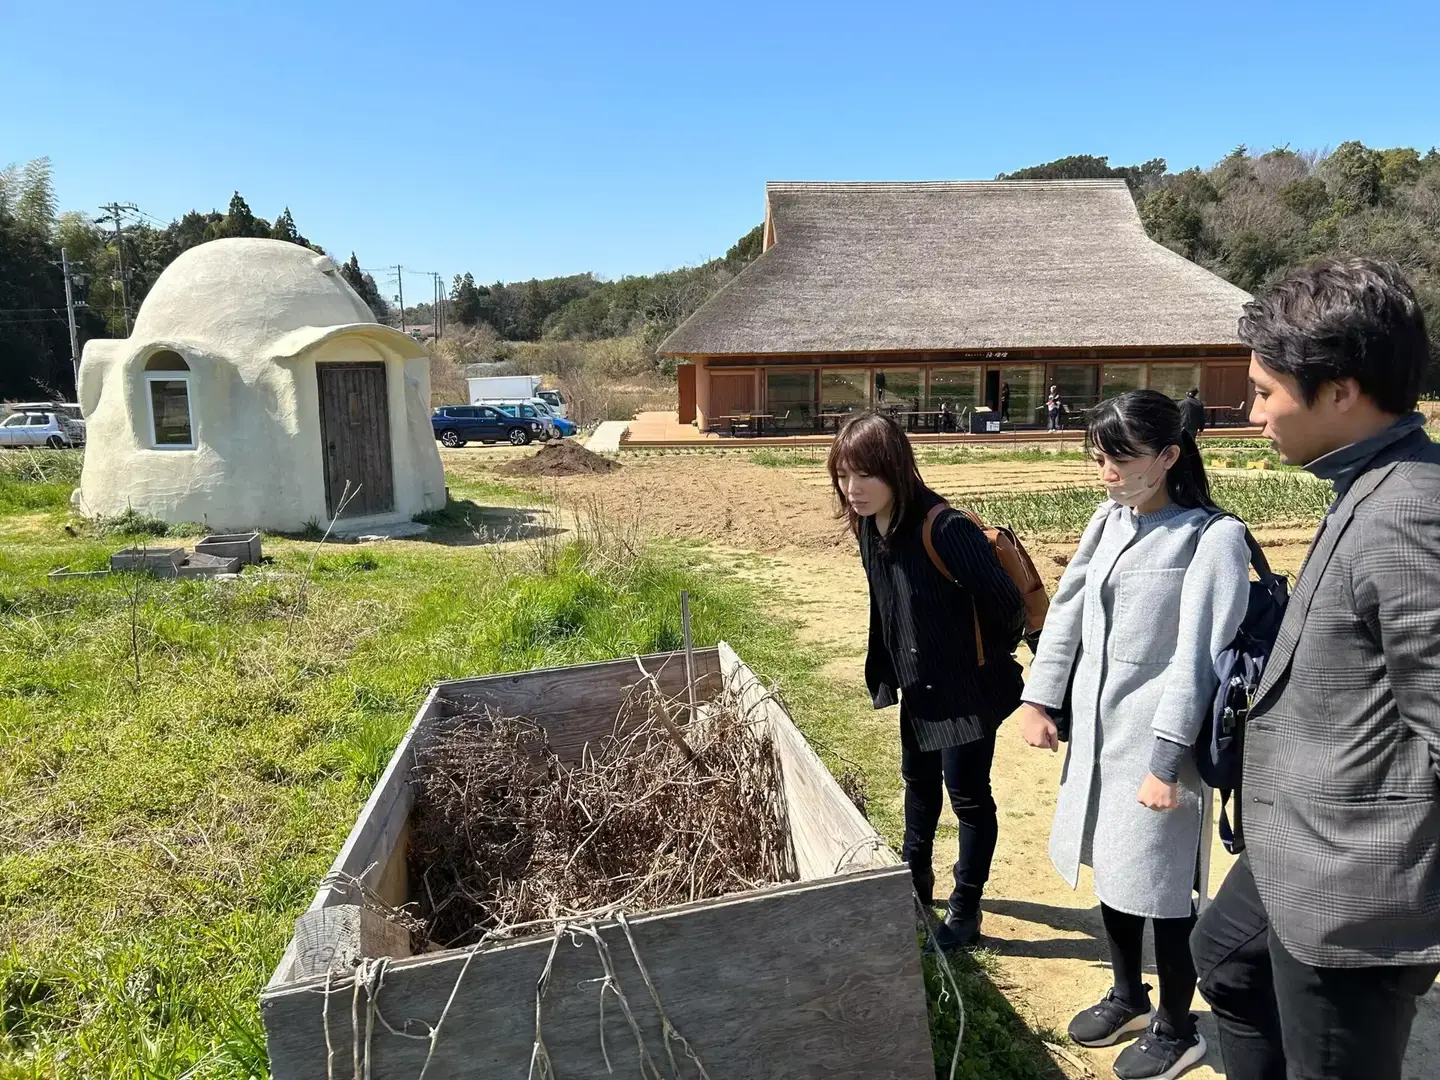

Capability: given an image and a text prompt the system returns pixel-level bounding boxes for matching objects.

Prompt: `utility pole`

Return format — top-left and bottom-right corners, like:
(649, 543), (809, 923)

(393, 265), (406, 333)
(99, 202), (138, 334)
(436, 272), (445, 338)
(61, 248), (81, 394)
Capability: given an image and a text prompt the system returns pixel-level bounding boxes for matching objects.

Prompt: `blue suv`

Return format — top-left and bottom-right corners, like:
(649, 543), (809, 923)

(431, 405), (543, 447)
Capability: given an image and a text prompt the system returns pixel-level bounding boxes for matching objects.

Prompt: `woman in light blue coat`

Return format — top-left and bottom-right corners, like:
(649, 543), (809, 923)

(1018, 390), (1249, 1080)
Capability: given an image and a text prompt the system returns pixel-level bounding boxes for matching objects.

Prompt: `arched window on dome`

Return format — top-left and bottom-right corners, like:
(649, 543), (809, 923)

(143, 350), (194, 448)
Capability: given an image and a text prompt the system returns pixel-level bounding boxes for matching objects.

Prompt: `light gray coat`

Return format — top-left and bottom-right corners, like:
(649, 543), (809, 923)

(1025, 500), (1250, 919)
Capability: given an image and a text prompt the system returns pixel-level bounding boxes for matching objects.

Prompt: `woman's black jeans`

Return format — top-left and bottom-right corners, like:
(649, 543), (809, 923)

(900, 709), (998, 918)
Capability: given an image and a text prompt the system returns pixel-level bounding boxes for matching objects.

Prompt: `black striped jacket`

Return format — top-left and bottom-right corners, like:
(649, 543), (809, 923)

(860, 490), (1025, 746)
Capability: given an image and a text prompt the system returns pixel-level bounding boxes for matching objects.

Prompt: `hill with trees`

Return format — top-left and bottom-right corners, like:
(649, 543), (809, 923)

(4, 143), (1439, 400)
(445, 224), (765, 356)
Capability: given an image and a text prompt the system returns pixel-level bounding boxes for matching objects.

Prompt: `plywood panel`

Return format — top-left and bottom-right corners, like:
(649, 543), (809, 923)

(719, 643), (897, 880)
(262, 868), (931, 1080)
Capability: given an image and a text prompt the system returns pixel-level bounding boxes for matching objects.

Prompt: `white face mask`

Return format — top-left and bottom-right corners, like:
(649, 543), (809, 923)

(1104, 456), (1167, 508)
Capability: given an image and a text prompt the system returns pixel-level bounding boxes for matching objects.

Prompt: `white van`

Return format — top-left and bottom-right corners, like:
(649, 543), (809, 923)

(535, 389), (568, 418)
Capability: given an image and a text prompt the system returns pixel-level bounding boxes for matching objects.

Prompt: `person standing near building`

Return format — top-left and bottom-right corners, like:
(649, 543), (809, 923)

(1179, 388), (1206, 438)
(1047, 386), (1064, 431)
(1191, 258), (1440, 1080)
(1000, 381), (1012, 423)
(829, 412), (1025, 951)
(1019, 389), (1250, 1080)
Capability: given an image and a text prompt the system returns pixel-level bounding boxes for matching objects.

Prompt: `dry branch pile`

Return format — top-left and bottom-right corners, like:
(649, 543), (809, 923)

(407, 686), (790, 948)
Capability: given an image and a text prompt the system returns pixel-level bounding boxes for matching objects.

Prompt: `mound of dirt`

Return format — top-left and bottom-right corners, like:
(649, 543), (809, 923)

(500, 440), (621, 477)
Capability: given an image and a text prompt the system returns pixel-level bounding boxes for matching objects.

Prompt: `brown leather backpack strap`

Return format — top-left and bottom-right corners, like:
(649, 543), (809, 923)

(921, 501), (986, 667)
(921, 503), (953, 581)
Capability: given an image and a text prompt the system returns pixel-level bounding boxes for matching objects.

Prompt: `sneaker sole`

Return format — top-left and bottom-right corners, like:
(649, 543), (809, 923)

(1150, 1033), (1207, 1080)
(1071, 1010), (1154, 1048)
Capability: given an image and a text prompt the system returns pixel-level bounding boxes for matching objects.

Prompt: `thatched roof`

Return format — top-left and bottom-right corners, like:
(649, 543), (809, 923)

(660, 180), (1250, 356)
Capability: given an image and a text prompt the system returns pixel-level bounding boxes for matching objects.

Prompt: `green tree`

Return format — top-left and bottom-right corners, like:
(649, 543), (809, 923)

(1321, 141), (1384, 208)
(998, 154), (1168, 194)
(1379, 148), (1422, 197)
(271, 207), (300, 244)
(213, 192), (264, 238)
(449, 272), (484, 326)
(1278, 177), (1331, 224)
(1139, 189), (1204, 256)
(340, 253), (389, 319)
(726, 224), (765, 265)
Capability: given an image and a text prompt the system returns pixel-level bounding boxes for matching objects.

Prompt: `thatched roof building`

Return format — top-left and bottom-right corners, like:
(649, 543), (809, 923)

(659, 180), (1256, 436)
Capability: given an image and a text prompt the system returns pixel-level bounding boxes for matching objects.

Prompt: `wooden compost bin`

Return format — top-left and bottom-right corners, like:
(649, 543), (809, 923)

(261, 643), (932, 1078)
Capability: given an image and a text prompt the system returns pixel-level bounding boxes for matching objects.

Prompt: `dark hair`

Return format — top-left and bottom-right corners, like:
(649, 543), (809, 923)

(827, 411), (929, 542)
(1187, 388), (1200, 397)
(1085, 389), (1215, 509)
(1238, 257), (1427, 414)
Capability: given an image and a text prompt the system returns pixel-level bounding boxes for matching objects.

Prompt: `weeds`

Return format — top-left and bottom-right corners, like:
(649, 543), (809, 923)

(93, 507), (172, 537)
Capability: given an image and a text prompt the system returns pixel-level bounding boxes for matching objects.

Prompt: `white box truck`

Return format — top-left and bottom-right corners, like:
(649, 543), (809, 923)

(468, 375), (542, 402)
(468, 375), (568, 418)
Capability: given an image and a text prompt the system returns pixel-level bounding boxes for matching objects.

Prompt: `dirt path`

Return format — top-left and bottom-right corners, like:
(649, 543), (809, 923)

(444, 447), (1439, 1078)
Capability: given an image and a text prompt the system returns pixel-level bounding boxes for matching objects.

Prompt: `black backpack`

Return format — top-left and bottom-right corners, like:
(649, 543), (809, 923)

(1194, 512), (1289, 853)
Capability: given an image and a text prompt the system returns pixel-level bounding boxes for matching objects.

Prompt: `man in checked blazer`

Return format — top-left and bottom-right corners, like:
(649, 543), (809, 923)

(1192, 258), (1440, 1080)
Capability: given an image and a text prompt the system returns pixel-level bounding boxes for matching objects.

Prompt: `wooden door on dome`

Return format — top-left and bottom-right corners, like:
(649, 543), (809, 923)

(317, 362), (394, 519)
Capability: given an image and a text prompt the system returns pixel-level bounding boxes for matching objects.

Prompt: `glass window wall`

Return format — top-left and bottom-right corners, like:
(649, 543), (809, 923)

(1049, 365), (1100, 421)
(1102, 364), (1146, 400)
(998, 366), (1046, 426)
(820, 369), (870, 415)
(1148, 363), (1204, 401)
(765, 370), (818, 432)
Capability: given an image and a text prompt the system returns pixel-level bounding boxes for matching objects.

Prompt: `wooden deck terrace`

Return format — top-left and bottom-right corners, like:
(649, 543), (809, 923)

(620, 411), (1266, 450)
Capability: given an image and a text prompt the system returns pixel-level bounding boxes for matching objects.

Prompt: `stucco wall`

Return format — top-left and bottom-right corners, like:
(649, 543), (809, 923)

(78, 336), (445, 533)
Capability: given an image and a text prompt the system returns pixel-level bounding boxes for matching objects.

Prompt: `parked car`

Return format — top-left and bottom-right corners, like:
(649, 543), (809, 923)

(430, 405), (542, 447)
(474, 398), (558, 438)
(0, 408), (86, 448)
(495, 402), (575, 438)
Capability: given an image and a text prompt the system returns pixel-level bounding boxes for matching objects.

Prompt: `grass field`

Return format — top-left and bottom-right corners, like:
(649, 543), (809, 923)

(0, 452), (1062, 1080)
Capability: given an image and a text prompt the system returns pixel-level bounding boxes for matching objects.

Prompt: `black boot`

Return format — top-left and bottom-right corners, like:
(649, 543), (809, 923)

(940, 908), (983, 949)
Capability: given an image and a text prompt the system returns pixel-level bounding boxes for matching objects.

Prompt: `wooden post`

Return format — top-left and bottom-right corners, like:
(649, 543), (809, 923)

(681, 591), (697, 724)
(291, 904), (411, 980)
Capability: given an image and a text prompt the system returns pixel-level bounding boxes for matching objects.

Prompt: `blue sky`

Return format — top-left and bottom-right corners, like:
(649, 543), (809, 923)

(3, 0), (1437, 291)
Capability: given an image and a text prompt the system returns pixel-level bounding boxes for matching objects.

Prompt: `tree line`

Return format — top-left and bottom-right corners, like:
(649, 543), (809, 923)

(446, 224), (764, 354)
(5, 142), (1439, 401)
(0, 161), (390, 399)
(1000, 145), (1440, 386)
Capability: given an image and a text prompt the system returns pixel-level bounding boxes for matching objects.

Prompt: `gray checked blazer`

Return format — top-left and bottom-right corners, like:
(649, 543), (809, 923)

(1244, 425), (1440, 967)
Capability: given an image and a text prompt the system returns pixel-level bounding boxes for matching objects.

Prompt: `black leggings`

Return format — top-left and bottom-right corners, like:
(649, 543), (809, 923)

(1102, 902), (1198, 1034)
(900, 713), (997, 918)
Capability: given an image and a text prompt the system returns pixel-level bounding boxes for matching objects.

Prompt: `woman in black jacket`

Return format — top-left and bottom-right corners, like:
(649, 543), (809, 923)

(829, 412), (1025, 950)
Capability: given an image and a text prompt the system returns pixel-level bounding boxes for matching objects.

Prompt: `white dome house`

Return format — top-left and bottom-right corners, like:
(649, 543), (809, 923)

(76, 239), (446, 532)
